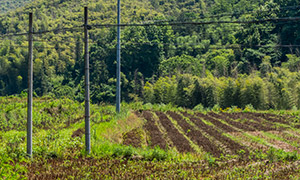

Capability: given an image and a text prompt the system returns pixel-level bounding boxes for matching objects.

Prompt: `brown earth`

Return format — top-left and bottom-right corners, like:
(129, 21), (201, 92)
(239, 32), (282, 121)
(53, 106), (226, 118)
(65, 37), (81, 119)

(128, 111), (299, 157)
(155, 112), (194, 153)
(212, 112), (255, 131)
(242, 113), (285, 131)
(223, 113), (276, 131)
(141, 111), (167, 149)
(196, 112), (237, 132)
(245, 112), (291, 125)
(182, 112), (249, 155)
(249, 131), (298, 153)
(167, 111), (222, 156)
(123, 128), (144, 148)
(228, 131), (269, 152)
(71, 128), (84, 138)
(270, 130), (300, 146)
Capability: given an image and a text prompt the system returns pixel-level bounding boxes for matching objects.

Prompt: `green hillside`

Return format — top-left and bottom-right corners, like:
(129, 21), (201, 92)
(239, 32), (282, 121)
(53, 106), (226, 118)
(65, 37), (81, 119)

(3, 1), (300, 178)
(1, 0), (300, 110)
(0, 0), (32, 14)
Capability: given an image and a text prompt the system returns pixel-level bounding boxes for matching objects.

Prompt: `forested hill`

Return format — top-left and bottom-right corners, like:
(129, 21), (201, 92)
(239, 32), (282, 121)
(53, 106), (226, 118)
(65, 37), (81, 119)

(0, 0), (32, 14)
(1, 0), (300, 110)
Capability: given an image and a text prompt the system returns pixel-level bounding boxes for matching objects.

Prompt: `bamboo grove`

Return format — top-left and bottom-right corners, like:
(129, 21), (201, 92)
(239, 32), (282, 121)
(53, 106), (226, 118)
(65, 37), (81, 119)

(1, 0), (300, 110)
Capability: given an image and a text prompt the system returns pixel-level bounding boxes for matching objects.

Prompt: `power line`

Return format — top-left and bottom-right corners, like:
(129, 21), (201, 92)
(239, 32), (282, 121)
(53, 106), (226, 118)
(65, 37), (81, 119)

(0, 16), (299, 38)
(121, 41), (300, 49)
(91, 16), (300, 28)
(140, 5), (300, 24)
(32, 26), (83, 35)
(0, 32), (28, 38)
(0, 26), (83, 39)
(1, 42), (299, 50)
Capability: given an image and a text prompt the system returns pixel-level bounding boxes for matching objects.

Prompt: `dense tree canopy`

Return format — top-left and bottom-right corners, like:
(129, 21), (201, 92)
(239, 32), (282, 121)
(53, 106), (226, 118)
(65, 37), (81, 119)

(0, 0), (32, 14)
(1, 0), (300, 109)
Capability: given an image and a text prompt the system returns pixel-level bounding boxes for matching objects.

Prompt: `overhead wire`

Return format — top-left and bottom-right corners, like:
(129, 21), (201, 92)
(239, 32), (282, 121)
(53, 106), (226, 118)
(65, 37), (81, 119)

(120, 41), (300, 49)
(0, 6), (299, 51)
(90, 16), (300, 28)
(0, 5), (300, 37)
(139, 5), (300, 24)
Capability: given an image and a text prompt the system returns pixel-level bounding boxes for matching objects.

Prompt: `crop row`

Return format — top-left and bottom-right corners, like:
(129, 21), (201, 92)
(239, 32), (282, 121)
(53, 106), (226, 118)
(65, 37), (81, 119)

(136, 111), (300, 158)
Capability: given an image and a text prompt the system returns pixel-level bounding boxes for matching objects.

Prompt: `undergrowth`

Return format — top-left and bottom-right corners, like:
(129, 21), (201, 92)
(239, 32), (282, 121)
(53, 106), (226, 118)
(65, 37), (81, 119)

(1, 96), (300, 179)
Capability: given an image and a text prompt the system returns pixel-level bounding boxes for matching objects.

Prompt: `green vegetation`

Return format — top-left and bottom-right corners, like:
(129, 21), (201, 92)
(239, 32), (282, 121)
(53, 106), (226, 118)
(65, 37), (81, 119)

(1, 0), (300, 111)
(2, 0), (300, 179)
(1, 97), (300, 178)
(0, 0), (32, 14)
(144, 68), (300, 110)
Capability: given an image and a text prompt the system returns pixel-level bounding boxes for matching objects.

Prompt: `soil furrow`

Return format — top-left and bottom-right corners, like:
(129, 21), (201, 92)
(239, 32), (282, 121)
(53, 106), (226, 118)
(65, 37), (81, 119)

(209, 112), (255, 131)
(249, 131), (298, 152)
(240, 113), (285, 131)
(245, 112), (291, 125)
(167, 111), (222, 157)
(141, 111), (167, 149)
(222, 113), (275, 131)
(195, 113), (237, 132)
(155, 112), (194, 153)
(182, 112), (248, 155)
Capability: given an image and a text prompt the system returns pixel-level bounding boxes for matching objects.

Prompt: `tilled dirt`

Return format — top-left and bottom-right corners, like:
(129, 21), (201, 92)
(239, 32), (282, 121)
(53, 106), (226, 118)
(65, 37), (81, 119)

(210, 112), (255, 131)
(155, 112), (194, 153)
(196, 112), (237, 132)
(228, 131), (269, 152)
(241, 113), (285, 131)
(130, 111), (299, 157)
(182, 112), (249, 155)
(123, 128), (144, 148)
(71, 128), (84, 139)
(141, 111), (167, 149)
(245, 112), (291, 125)
(270, 131), (300, 146)
(249, 131), (298, 152)
(167, 111), (222, 156)
(223, 113), (276, 131)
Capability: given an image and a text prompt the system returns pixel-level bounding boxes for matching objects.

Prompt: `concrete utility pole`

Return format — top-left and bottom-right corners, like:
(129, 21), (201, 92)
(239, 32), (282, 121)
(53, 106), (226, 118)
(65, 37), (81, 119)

(84, 7), (91, 154)
(116, 0), (121, 113)
(27, 12), (33, 157)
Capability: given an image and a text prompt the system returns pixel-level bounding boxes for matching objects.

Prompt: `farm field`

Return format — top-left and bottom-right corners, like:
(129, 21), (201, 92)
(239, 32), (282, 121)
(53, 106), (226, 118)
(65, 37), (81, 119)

(1, 97), (300, 179)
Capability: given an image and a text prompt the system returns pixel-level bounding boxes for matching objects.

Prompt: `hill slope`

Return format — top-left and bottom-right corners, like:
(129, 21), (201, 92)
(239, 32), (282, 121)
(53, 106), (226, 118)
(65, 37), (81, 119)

(0, 0), (32, 14)
(1, 0), (300, 109)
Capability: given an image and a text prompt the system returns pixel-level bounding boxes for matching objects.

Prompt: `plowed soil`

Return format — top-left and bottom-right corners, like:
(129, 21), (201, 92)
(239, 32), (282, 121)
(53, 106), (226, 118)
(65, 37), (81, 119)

(223, 113), (276, 131)
(123, 128), (144, 148)
(211, 112), (255, 131)
(132, 111), (299, 158)
(196, 113), (237, 132)
(182, 112), (248, 155)
(155, 112), (194, 153)
(167, 111), (222, 156)
(141, 111), (167, 149)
